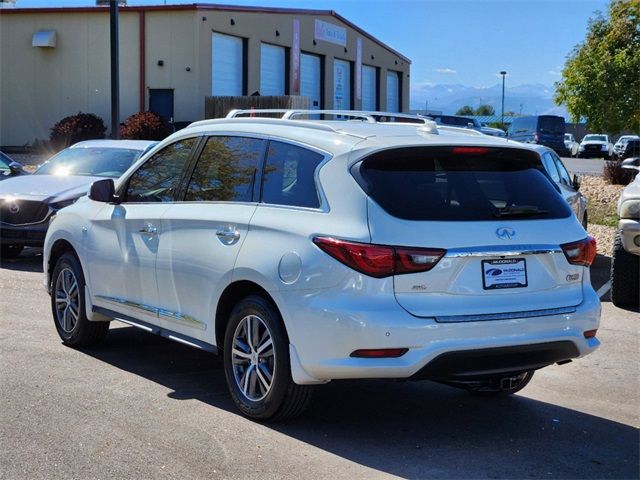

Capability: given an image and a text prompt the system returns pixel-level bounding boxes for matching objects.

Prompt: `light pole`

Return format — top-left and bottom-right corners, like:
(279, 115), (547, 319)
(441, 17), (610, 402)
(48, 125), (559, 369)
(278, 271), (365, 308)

(500, 71), (507, 128)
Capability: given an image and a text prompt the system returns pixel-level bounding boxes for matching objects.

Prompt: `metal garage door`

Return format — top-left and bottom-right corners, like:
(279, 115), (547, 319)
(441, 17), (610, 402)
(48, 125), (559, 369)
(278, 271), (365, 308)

(333, 59), (351, 110)
(386, 70), (400, 112)
(212, 32), (243, 96)
(362, 65), (377, 111)
(300, 53), (321, 109)
(260, 43), (286, 95)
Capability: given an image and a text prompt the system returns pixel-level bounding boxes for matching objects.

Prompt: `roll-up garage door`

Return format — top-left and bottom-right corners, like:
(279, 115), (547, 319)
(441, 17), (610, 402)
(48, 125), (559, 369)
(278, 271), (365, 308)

(260, 43), (286, 95)
(212, 32), (243, 96)
(300, 53), (321, 109)
(333, 59), (351, 110)
(362, 65), (377, 111)
(386, 70), (400, 112)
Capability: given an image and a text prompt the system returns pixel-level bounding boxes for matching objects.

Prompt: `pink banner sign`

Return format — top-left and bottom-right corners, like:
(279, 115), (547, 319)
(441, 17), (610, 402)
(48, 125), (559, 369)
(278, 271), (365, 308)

(292, 19), (300, 94)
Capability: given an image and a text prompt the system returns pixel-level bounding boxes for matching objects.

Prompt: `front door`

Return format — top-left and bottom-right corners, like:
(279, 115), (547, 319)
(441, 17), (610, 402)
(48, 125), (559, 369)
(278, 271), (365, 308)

(149, 89), (174, 124)
(87, 137), (197, 324)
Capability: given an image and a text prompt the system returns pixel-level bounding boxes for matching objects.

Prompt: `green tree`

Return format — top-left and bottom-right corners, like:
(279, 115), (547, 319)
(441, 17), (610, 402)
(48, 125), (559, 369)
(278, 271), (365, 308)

(456, 105), (474, 116)
(475, 104), (495, 116)
(555, 0), (640, 133)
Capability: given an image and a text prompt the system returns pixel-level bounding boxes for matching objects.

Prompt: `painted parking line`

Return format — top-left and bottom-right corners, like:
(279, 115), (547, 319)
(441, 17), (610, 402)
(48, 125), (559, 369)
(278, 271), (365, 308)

(596, 280), (612, 298)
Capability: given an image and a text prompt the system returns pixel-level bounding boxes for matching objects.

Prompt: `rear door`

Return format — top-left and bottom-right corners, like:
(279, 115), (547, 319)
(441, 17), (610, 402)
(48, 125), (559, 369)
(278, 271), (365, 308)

(155, 135), (264, 341)
(354, 146), (587, 319)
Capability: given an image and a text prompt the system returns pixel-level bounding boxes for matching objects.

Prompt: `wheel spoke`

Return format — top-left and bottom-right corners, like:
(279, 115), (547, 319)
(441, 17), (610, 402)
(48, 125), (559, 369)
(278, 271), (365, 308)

(248, 366), (258, 398)
(234, 337), (251, 354)
(68, 279), (78, 298)
(68, 303), (79, 321)
(242, 364), (254, 395)
(63, 306), (71, 331)
(257, 337), (272, 355)
(251, 317), (260, 350)
(232, 348), (251, 359)
(256, 364), (271, 390)
(245, 317), (254, 351)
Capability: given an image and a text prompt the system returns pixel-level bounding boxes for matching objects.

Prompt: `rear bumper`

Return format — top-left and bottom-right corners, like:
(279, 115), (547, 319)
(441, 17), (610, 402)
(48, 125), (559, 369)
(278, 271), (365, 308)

(280, 277), (601, 384)
(619, 219), (640, 255)
(0, 222), (48, 246)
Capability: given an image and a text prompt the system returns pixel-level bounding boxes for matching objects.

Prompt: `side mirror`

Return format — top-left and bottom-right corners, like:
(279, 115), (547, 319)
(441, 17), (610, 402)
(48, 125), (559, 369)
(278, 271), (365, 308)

(572, 174), (581, 191)
(467, 122), (475, 128)
(8, 161), (24, 174)
(621, 157), (640, 171)
(88, 178), (116, 203)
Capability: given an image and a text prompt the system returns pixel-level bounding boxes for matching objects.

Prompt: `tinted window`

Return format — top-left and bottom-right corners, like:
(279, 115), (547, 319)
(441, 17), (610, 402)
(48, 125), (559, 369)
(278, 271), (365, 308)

(355, 147), (571, 221)
(584, 135), (607, 142)
(125, 138), (196, 203)
(261, 141), (324, 208)
(541, 152), (560, 182)
(538, 116), (565, 135)
(185, 136), (264, 202)
(552, 153), (572, 185)
(36, 147), (142, 177)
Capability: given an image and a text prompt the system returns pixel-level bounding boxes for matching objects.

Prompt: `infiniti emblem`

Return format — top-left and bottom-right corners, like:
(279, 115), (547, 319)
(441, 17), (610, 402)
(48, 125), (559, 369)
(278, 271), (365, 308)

(496, 227), (516, 240)
(9, 203), (19, 214)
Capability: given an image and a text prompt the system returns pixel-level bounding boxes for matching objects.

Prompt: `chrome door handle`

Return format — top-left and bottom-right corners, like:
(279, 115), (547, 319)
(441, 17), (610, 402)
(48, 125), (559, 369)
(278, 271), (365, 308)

(216, 228), (240, 244)
(139, 224), (157, 235)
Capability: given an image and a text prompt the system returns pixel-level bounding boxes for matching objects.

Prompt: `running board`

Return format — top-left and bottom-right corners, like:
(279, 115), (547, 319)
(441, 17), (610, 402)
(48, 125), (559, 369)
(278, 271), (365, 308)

(93, 306), (218, 354)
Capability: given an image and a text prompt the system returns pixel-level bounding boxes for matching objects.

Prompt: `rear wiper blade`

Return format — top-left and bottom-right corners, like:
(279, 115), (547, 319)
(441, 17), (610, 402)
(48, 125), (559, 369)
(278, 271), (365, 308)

(493, 205), (549, 218)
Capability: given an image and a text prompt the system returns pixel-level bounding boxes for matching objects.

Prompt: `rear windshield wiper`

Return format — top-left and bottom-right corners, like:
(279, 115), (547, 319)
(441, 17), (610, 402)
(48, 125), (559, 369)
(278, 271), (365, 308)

(493, 205), (549, 218)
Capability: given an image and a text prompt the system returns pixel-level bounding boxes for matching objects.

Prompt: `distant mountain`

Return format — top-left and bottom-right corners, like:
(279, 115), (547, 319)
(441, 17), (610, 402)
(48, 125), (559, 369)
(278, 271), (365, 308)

(410, 83), (569, 119)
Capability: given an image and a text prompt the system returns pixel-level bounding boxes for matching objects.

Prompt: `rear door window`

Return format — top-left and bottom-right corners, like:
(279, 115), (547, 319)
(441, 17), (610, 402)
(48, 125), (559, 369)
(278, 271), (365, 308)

(541, 152), (561, 182)
(353, 146), (572, 221)
(551, 153), (572, 186)
(261, 141), (325, 208)
(185, 136), (264, 202)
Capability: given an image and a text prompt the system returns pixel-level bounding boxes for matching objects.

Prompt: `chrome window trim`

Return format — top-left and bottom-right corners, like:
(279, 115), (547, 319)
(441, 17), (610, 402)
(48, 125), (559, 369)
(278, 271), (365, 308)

(445, 244), (562, 258)
(95, 295), (207, 331)
(435, 306), (577, 323)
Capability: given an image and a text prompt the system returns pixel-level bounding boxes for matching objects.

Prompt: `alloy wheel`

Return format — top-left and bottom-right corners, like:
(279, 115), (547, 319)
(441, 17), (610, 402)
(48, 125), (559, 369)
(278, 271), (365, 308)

(54, 268), (80, 334)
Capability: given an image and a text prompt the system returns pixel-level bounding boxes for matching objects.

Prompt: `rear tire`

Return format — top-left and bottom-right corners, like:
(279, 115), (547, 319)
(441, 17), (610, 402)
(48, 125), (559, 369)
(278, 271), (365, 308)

(51, 252), (109, 347)
(1, 244), (24, 259)
(610, 232), (640, 308)
(223, 295), (313, 421)
(581, 211), (588, 231)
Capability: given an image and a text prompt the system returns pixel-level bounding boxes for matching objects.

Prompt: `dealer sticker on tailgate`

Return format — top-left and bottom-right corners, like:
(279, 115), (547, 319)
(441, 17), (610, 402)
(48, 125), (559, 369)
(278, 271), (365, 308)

(482, 258), (528, 290)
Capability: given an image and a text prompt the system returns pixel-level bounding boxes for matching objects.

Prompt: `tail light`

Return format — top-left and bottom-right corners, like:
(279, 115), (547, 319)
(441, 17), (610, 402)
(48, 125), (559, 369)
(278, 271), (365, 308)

(313, 236), (445, 278)
(351, 348), (408, 358)
(452, 147), (488, 155)
(583, 329), (598, 339)
(561, 236), (597, 266)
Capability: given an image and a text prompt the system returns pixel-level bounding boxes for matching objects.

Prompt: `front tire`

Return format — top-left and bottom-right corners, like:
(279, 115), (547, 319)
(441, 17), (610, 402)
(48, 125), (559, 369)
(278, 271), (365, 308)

(1, 244), (24, 259)
(610, 232), (640, 308)
(51, 252), (109, 346)
(223, 295), (313, 420)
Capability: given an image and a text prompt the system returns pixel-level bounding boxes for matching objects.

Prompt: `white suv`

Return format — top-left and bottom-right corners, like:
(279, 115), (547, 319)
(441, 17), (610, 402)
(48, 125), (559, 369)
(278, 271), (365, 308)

(43, 110), (601, 420)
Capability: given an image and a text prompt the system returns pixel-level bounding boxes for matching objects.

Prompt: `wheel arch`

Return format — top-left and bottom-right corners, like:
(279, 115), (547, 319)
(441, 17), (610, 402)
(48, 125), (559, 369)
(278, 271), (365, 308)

(47, 239), (78, 292)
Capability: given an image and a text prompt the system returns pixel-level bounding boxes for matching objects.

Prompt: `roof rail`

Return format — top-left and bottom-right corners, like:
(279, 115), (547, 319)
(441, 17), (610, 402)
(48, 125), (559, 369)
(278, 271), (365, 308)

(437, 125), (486, 137)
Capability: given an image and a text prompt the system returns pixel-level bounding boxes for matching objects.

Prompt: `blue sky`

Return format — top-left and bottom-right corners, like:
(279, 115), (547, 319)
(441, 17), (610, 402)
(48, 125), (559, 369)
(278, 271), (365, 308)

(13, 0), (609, 109)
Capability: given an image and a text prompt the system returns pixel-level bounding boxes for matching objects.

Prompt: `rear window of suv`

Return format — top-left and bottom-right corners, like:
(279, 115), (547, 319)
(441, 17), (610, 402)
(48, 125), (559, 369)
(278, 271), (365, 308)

(353, 146), (572, 221)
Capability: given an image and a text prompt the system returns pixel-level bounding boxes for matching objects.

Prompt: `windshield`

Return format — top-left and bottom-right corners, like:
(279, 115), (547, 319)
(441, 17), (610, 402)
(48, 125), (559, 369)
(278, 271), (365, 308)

(35, 147), (142, 177)
(584, 135), (607, 142)
(354, 146), (571, 222)
(564, 134), (572, 140)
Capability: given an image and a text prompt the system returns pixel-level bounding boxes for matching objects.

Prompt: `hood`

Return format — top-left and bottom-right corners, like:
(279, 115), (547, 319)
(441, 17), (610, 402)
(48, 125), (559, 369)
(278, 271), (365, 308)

(581, 140), (608, 146)
(0, 174), (103, 203)
(620, 176), (640, 203)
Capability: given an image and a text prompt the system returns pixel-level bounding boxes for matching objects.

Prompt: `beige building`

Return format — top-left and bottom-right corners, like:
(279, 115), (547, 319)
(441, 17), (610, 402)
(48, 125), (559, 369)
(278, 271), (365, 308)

(0, 4), (411, 147)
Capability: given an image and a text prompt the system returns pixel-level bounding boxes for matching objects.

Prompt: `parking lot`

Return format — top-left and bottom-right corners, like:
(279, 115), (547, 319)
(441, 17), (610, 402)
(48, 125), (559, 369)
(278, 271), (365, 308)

(0, 248), (637, 480)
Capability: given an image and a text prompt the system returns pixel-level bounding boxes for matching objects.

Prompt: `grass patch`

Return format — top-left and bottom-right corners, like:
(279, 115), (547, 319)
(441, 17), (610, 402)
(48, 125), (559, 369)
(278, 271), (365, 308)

(589, 202), (619, 227)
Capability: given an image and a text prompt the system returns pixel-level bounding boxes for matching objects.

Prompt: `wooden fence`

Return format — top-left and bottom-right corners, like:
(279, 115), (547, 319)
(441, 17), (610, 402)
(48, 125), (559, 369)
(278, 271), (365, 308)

(204, 95), (310, 119)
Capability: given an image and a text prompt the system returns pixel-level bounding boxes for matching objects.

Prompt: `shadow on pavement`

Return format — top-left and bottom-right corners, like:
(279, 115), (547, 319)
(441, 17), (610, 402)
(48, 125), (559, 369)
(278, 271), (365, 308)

(83, 325), (639, 480)
(0, 247), (43, 273)
(591, 254), (611, 302)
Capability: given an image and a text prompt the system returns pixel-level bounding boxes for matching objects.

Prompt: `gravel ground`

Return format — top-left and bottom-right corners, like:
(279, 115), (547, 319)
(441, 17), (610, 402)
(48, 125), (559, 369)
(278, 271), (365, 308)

(581, 175), (625, 257)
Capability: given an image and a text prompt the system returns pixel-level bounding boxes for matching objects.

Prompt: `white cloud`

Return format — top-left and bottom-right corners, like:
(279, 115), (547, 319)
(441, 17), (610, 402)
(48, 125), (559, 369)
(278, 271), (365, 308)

(435, 68), (457, 74)
(548, 70), (561, 76)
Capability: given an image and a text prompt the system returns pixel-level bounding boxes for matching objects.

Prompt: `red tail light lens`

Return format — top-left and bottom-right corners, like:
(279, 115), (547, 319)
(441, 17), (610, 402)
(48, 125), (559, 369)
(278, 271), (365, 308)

(561, 236), (597, 266)
(313, 237), (445, 278)
(452, 147), (489, 155)
(583, 329), (598, 339)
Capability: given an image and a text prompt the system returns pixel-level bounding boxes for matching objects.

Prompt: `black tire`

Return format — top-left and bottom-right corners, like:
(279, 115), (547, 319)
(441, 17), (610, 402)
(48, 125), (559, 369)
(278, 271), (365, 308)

(610, 231), (640, 308)
(1, 244), (24, 259)
(51, 252), (109, 347)
(581, 210), (588, 231)
(464, 371), (535, 397)
(223, 295), (313, 421)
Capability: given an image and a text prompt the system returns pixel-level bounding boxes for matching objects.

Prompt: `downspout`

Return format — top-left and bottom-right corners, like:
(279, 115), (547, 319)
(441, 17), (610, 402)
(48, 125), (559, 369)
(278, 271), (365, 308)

(139, 10), (146, 112)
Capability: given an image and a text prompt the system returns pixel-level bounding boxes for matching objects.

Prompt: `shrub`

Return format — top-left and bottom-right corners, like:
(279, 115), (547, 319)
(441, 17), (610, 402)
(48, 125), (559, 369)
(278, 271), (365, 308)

(120, 111), (171, 140)
(50, 112), (106, 150)
(603, 160), (637, 185)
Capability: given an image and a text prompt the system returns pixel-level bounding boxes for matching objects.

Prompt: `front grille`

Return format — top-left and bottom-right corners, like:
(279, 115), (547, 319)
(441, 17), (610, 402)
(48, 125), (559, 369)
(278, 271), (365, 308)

(585, 144), (601, 151)
(0, 229), (46, 241)
(0, 199), (50, 225)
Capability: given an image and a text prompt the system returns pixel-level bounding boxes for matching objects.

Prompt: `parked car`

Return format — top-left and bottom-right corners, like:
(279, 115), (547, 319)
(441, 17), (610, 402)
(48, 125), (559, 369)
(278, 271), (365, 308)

(615, 139), (640, 161)
(611, 157), (640, 308)
(0, 140), (156, 258)
(578, 134), (613, 159)
(507, 115), (567, 156)
(523, 144), (588, 228)
(429, 114), (506, 137)
(0, 151), (27, 180)
(613, 135), (640, 159)
(564, 133), (579, 157)
(43, 110), (600, 420)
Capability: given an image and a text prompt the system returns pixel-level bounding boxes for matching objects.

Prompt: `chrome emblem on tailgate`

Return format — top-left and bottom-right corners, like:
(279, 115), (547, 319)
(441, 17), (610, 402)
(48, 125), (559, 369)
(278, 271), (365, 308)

(496, 227), (516, 240)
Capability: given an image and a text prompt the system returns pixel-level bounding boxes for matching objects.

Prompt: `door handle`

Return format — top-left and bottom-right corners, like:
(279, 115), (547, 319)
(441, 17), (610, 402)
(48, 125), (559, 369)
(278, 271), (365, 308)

(139, 223), (157, 236)
(216, 227), (240, 245)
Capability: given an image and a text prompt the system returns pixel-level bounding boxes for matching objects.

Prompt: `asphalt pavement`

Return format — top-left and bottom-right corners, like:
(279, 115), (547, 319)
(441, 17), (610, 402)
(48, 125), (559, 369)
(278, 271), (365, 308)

(561, 157), (606, 176)
(0, 248), (638, 480)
